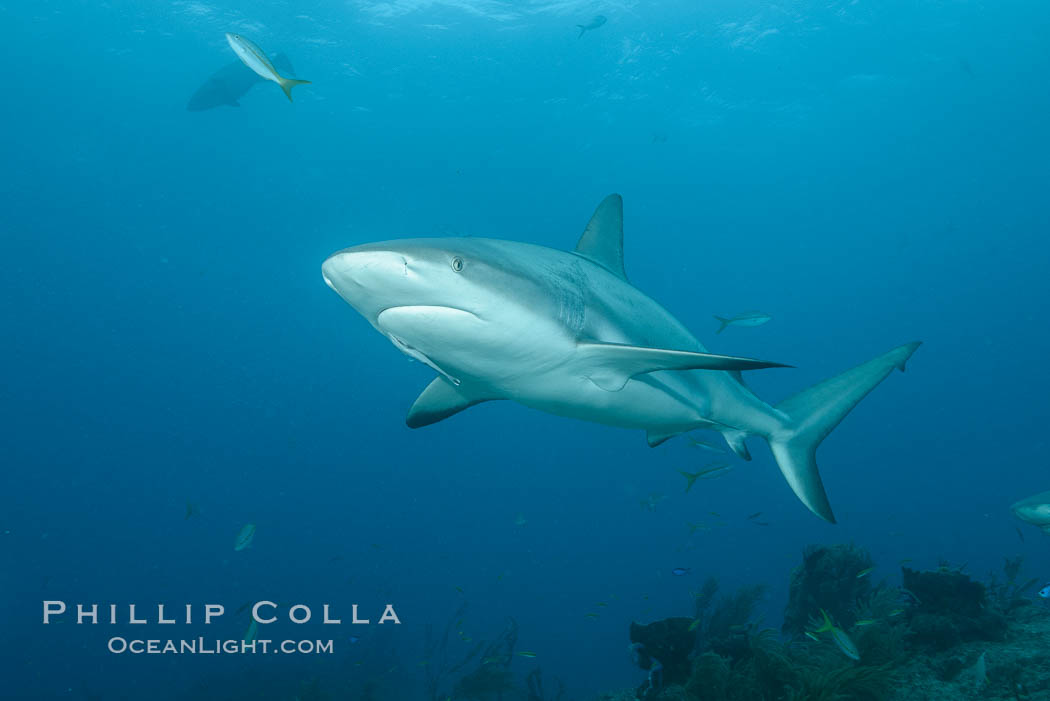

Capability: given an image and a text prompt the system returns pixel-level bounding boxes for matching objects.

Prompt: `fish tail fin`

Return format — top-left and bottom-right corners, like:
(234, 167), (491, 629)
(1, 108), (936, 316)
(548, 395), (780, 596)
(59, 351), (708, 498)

(766, 342), (921, 523)
(577, 25), (586, 38)
(279, 77), (311, 102)
(714, 316), (730, 334)
(679, 471), (700, 492)
(814, 609), (833, 633)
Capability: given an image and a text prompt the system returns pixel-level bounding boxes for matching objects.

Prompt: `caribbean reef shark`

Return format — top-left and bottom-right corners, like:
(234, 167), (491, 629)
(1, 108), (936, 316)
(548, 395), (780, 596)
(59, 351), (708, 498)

(321, 195), (920, 522)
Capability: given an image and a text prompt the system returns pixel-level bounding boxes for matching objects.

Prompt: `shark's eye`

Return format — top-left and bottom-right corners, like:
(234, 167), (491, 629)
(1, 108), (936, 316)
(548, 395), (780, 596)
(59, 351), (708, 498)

(450, 256), (464, 272)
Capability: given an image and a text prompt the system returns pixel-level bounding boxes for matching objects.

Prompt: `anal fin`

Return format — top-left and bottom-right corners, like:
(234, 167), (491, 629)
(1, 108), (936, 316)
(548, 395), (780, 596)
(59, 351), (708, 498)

(646, 429), (683, 447)
(722, 429), (752, 461)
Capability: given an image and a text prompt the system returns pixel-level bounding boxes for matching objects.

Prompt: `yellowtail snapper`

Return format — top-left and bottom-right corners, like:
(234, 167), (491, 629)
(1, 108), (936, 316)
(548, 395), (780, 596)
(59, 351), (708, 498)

(812, 609), (860, 661)
(225, 33), (310, 102)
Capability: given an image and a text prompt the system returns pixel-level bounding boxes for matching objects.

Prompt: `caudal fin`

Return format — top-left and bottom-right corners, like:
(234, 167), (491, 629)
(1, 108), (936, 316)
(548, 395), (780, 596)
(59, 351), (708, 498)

(767, 342), (922, 523)
(577, 25), (586, 38)
(679, 471), (700, 492)
(714, 316), (730, 334)
(279, 77), (311, 102)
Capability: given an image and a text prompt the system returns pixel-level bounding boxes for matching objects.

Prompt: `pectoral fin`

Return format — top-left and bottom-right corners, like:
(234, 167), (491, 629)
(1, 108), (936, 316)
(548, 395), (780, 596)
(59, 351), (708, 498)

(578, 342), (790, 392)
(406, 377), (502, 428)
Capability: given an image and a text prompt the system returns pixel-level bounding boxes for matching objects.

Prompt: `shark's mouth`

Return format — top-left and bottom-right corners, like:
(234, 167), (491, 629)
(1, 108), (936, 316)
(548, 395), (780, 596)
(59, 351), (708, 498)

(377, 304), (479, 319)
(386, 334), (462, 386)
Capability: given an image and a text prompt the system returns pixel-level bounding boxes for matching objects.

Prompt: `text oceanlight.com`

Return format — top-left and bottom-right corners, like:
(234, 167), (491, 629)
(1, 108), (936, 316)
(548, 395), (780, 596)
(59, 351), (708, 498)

(107, 637), (334, 655)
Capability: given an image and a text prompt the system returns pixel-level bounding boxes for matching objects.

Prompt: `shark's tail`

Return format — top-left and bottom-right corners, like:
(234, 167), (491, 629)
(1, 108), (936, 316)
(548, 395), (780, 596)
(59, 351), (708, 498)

(714, 315), (731, 334)
(278, 77), (311, 102)
(577, 25), (586, 38)
(766, 342), (921, 523)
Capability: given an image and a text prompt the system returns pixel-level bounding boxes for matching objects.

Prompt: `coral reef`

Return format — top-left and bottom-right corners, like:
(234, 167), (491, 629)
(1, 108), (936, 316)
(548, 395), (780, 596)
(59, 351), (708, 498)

(887, 606), (1050, 700)
(526, 668), (566, 701)
(604, 545), (1050, 701)
(452, 617), (520, 700)
(630, 616), (695, 688)
(902, 566), (1008, 651)
(988, 555), (1040, 616)
(424, 601), (484, 701)
(698, 581), (768, 661)
(180, 543), (1050, 701)
(783, 544), (874, 637)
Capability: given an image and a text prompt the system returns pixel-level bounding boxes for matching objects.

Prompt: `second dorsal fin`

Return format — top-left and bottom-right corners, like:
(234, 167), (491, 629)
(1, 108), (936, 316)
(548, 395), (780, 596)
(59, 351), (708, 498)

(575, 194), (626, 280)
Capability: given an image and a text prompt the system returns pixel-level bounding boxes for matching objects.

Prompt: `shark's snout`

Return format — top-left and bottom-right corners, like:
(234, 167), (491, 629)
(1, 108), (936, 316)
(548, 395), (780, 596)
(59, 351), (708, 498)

(322, 247), (424, 320)
(323, 249), (408, 290)
(323, 247), (405, 283)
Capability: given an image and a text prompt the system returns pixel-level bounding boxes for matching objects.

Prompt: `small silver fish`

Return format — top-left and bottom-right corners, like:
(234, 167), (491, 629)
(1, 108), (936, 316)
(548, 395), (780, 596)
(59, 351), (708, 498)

(686, 436), (726, 453)
(641, 493), (666, 512)
(714, 311), (772, 334)
(234, 523), (256, 551)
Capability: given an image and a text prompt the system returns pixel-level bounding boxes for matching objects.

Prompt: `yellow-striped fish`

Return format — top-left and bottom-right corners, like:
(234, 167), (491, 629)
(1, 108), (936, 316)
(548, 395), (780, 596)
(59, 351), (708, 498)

(225, 33), (310, 102)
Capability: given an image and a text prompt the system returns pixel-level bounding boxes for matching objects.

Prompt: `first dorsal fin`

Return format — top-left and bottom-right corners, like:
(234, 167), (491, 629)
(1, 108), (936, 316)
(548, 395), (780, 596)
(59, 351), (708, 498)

(575, 194), (626, 280)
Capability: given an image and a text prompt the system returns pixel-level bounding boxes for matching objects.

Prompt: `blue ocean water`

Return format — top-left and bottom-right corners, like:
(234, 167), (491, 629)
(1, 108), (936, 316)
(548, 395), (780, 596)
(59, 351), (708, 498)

(2, 0), (1048, 698)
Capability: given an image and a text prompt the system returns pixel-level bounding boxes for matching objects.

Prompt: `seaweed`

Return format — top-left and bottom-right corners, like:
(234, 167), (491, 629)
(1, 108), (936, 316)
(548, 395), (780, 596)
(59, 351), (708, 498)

(526, 668), (565, 701)
(850, 584), (900, 623)
(681, 623), (893, 701)
(783, 544), (874, 637)
(734, 629), (800, 699)
(851, 617), (909, 668)
(694, 577), (719, 618)
(783, 663), (893, 701)
(453, 665), (514, 700)
(848, 585), (911, 666)
(988, 555), (1039, 615)
(452, 617), (520, 700)
(684, 652), (730, 700)
(424, 602), (484, 701)
(690, 581), (767, 663)
(707, 585), (767, 648)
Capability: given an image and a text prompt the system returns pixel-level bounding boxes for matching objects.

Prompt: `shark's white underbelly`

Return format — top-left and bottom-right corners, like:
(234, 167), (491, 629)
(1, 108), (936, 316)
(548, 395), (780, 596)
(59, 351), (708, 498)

(504, 370), (717, 433)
